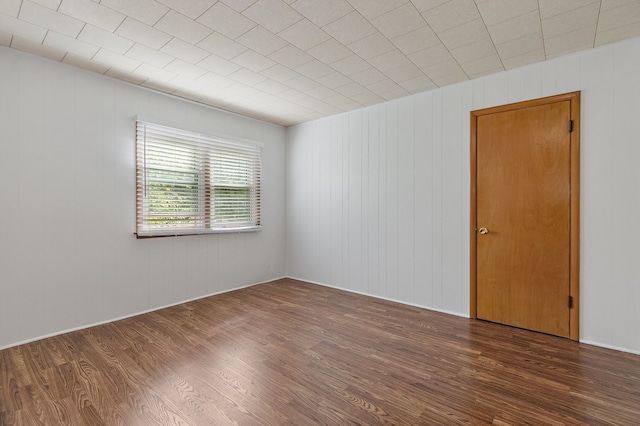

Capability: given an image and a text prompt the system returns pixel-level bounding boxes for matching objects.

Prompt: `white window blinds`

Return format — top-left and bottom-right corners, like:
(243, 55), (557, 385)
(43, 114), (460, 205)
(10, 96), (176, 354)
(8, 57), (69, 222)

(136, 120), (261, 237)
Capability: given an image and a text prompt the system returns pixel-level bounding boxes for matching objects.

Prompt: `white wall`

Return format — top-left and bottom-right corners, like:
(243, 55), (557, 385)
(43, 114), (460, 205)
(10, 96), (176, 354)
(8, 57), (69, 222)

(0, 46), (287, 350)
(286, 37), (640, 354)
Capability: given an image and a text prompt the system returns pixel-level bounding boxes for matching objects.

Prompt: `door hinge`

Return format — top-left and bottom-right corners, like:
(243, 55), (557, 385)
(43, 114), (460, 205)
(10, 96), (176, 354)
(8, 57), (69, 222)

(569, 120), (573, 133)
(568, 295), (573, 308)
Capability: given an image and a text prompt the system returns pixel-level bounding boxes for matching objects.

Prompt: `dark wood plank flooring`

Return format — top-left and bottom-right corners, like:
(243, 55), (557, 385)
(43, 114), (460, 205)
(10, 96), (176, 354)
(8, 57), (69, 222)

(1, 278), (639, 425)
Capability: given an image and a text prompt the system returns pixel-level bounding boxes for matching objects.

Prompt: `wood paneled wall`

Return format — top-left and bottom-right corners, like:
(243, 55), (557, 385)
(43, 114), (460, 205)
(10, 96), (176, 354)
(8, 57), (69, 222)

(286, 36), (640, 354)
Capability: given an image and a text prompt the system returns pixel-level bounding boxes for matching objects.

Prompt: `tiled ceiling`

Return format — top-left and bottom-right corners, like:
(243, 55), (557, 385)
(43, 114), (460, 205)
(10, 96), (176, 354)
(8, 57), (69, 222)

(1, 0), (639, 126)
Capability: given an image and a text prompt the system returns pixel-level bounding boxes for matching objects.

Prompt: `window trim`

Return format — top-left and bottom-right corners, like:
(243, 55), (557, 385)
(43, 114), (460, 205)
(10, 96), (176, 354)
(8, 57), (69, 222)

(135, 117), (263, 238)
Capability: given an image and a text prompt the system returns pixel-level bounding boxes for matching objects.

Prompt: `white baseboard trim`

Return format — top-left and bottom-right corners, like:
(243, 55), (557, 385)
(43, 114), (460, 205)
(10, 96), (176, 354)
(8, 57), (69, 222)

(0, 276), (287, 351)
(579, 340), (640, 356)
(285, 276), (469, 319)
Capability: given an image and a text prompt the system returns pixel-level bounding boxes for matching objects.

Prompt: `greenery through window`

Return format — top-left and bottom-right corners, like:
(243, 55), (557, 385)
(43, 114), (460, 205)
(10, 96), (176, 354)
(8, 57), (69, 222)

(136, 120), (261, 237)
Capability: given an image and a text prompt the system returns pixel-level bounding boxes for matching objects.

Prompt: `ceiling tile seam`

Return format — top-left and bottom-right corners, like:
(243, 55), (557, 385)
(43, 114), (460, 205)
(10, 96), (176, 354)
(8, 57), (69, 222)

(472, 0), (506, 72)
(537, 0), (548, 60)
(592, 0), (604, 48)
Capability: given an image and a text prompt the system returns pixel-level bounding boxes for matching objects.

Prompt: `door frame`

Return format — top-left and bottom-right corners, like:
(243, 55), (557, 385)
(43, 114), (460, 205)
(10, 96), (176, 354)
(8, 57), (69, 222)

(470, 92), (580, 340)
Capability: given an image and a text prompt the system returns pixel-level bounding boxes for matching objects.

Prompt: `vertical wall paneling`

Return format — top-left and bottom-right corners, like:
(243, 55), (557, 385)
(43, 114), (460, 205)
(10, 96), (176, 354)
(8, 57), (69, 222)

(0, 46), (287, 350)
(398, 97), (415, 302)
(286, 37), (640, 354)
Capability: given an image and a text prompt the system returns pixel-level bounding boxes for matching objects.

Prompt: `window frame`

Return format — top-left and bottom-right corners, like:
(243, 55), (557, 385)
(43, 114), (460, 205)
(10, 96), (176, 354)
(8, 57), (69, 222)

(135, 118), (262, 238)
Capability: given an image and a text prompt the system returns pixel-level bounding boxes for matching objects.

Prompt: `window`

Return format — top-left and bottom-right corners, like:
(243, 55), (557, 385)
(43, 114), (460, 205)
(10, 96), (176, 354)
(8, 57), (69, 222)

(135, 120), (261, 237)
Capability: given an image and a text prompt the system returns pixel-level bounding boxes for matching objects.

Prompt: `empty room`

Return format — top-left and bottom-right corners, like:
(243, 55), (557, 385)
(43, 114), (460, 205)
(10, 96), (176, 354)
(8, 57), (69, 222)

(1, 0), (640, 424)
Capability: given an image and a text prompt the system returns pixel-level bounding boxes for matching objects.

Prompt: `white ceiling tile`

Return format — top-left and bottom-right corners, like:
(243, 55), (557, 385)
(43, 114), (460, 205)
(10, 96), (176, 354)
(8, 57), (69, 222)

(379, 87), (410, 100)
(372, 2), (426, 39)
(168, 75), (208, 91)
(78, 25), (134, 54)
(105, 68), (147, 84)
(542, 3), (599, 39)
(197, 32), (247, 59)
(44, 30), (99, 57)
(439, 18), (490, 50)
(220, 0), (259, 12)
(277, 19), (329, 50)
(398, 74), (436, 92)
(268, 44), (313, 68)
(451, 37), (497, 63)
(331, 54), (370, 75)
(331, 80), (363, 97)
(236, 26), (288, 56)
(198, 53), (241, 76)
(307, 38), (352, 63)
(601, 0), (638, 11)
(410, 0), (451, 13)
(460, 52), (503, 78)
(133, 62), (177, 81)
(321, 91), (352, 106)
(19, 1), (84, 38)
(347, 0), (408, 20)
(420, 56), (464, 79)
(164, 58), (207, 78)
(243, 0), (302, 33)
(502, 48), (545, 69)
(0, 14), (47, 43)
(348, 32), (395, 59)
(62, 53), (110, 73)
(0, 0), (21, 17)
(409, 43), (453, 68)
(160, 38), (209, 63)
(140, 78), (178, 92)
(538, 0), (599, 19)
(317, 71), (353, 88)
(391, 25), (439, 54)
(30, 0), (60, 9)
(422, 0), (481, 33)
(495, 31), (543, 59)
(286, 74), (318, 91)
(115, 17), (172, 50)
(369, 49), (411, 72)
(197, 2), (256, 39)
(487, 10), (540, 44)
(127, 43), (174, 67)
(597, 1), (640, 32)
(0, 31), (11, 46)
(290, 0), (353, 27)
(350, 67), (386, 85)
(93, 48), (142, 72)
(232, 49), (276, 72)
(254, 78), (290, 94)
(368, 78), (405, 96)
(261, 63), (300, 82)
(154, 10), (212, 44)
(595, 21), (640, 47)
(322, 11), (376, 45)
(156, 0), (217, 19)
(59, 0), (125, 32)
(352, 90), (385, 105)
(305, 85), (338, 100)
(476, 0), (538, 26)
(428, 64), (468, 85)
(11, 36), (66, 60)
(100, 0), (168, 26)
(384, 62), (424, 82)
(544, 25), (597, 58)
(197, 72), (235, 88)
(228, 67), (267, 85)
(294, 59), (334, 79)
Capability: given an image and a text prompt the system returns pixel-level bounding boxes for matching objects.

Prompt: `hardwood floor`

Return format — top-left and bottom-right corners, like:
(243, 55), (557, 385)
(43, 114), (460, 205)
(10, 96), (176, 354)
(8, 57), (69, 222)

(1, 278), (639, 425)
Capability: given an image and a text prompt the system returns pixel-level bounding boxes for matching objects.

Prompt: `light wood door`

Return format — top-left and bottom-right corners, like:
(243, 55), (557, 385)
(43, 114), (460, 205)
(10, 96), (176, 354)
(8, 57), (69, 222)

(471, 93), (580, 339)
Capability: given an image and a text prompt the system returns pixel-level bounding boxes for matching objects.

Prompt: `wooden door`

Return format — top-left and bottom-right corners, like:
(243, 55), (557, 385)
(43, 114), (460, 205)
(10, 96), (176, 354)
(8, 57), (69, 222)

(470, 93), (580, 339)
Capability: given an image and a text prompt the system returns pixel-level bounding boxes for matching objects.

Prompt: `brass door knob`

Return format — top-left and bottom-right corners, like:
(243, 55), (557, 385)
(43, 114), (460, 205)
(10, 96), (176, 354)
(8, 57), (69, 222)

(478, 227), (489, 235)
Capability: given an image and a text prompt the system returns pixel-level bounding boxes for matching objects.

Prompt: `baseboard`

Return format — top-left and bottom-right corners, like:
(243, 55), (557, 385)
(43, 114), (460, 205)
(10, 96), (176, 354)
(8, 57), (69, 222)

(285, 275), (469, 319)
(0, 276), (287, 351)
(579, 340), (640, 356)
